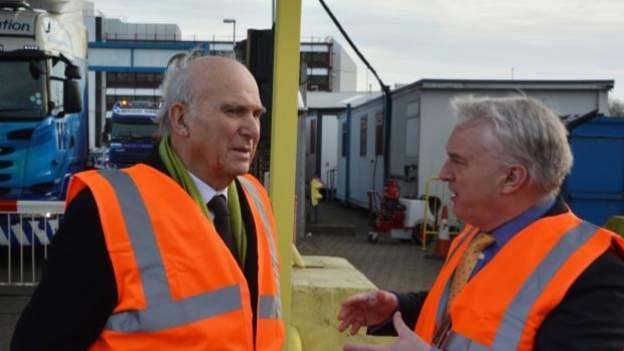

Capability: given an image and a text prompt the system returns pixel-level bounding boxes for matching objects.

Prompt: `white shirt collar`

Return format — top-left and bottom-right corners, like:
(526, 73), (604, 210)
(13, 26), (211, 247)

(187, 171), (228, 204)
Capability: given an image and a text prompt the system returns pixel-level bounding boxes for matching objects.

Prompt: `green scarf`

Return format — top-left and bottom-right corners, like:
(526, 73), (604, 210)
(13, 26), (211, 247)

(158, 137), (247, 265)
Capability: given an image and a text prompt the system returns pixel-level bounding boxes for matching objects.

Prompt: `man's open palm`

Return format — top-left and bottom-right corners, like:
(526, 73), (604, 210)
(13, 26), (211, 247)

(343, 312), (431, 351)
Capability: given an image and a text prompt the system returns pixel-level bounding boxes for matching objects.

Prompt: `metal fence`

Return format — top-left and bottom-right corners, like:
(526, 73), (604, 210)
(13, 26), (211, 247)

(0, 201), (65, 286)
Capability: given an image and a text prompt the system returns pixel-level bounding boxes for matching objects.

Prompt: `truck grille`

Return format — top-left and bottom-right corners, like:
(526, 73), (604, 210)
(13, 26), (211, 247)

(0, 147), (15, 156)
(7, 128), (35, 141)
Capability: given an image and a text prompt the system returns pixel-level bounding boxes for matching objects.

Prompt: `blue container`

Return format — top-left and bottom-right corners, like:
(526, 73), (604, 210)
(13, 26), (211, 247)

(564, 117), (624, 226)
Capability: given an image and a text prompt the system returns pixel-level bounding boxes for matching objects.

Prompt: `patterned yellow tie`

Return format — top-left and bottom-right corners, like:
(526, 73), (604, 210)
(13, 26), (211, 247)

(447, 232), (496, 306)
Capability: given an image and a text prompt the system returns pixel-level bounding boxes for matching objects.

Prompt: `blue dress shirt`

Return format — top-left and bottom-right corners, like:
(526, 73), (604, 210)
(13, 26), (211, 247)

(472, 198), (556, 275)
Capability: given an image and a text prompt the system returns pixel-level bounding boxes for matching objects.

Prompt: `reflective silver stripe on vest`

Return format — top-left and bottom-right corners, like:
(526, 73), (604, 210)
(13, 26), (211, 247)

(258, 295), (280, 320)
(237, 176), (282, 320)
(446, 332), (490, 351)
(490, 220), (597, 350)
(98, 170), (243, 332)
(107, 285), (242, 332)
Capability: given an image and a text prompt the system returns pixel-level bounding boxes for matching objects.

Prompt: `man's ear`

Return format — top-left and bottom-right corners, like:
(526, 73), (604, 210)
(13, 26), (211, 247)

(500, 164), (528, 195)
(168, 102), (190, 137)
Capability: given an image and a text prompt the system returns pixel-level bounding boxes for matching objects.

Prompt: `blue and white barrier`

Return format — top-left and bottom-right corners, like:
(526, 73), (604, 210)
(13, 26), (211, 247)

(0, 200), (65, 286)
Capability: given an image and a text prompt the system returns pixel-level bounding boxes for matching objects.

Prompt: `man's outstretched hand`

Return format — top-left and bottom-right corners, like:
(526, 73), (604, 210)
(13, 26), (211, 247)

(337, 290), (398, 335)
(343, 312), (431, 351)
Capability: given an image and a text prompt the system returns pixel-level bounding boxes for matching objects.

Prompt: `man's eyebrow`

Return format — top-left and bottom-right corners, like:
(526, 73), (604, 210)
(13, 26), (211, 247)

(221, 102), (240, 109)
(448, 151), (464, 161)
(221, 103), (266, 113)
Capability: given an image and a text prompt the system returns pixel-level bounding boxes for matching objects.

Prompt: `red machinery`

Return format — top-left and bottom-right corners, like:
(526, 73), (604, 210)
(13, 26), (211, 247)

(368, 179), (406, 243)
(367, 179), (438, 244)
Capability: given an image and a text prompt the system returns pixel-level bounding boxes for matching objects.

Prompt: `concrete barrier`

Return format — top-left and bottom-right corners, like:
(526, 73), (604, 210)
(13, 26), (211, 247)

(291, 256), (394, 351)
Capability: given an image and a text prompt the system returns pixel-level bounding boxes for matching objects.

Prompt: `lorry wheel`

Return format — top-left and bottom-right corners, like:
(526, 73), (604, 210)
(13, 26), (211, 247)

(368, 231), (379, 244)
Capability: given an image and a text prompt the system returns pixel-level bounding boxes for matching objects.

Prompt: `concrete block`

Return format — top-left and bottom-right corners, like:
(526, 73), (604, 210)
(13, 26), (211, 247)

(291, 256), (394, 351)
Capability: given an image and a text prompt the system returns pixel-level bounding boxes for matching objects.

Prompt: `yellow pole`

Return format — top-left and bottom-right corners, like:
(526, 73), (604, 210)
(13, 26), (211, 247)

(271, 0), (301, 349)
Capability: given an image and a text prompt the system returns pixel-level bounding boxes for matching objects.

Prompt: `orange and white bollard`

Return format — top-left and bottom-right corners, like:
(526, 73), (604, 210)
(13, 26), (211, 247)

(428, 205), (451, 260)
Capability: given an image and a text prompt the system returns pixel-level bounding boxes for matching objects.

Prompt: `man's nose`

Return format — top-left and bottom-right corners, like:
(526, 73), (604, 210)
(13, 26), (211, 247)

(240, 115), (260, 139)
(438, 160), (452, 181)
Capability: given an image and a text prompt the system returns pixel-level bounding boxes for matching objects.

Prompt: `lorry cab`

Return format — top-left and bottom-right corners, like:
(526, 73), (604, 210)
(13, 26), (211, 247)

(0, 0), (87, 200)
(108, 100), (160, 168)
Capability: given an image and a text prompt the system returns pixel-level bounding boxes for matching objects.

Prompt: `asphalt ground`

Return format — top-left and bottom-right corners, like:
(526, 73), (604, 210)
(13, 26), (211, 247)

(299, 200), (443, 292)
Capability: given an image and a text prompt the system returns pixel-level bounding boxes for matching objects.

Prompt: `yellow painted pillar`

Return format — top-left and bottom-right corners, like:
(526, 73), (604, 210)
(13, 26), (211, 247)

(270, 0), (301, 349)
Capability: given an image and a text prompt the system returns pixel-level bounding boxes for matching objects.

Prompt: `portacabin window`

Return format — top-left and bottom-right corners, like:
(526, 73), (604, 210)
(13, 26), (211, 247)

(375, 111), (384, 156)
(360, 114), (367, 157)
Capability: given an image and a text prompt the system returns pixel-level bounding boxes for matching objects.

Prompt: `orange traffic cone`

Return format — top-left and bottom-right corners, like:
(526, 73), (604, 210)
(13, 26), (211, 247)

(428, 205), (450, 260)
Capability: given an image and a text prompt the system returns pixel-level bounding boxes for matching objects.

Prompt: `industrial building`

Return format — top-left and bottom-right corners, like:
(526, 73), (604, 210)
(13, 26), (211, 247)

(335, 79), (614, 208)
(83, 3), (358, 150)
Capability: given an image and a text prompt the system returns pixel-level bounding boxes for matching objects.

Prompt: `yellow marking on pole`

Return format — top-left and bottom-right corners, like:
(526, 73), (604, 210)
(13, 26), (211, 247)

(271, 0), (301, 349)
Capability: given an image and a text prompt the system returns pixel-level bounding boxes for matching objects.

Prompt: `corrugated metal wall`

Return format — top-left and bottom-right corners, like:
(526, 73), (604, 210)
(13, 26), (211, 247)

(565, 117), (624, 225)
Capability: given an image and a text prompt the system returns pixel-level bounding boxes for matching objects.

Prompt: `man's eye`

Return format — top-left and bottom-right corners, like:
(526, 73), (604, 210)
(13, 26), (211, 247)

(450, 157), (464, 165)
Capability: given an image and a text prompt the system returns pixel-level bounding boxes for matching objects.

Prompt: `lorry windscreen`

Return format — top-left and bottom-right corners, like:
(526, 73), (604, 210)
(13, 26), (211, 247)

(0, 60), (46, 118)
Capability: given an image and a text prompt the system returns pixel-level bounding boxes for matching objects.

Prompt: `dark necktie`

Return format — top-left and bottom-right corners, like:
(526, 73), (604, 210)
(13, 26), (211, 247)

(207, 195), (239, 261)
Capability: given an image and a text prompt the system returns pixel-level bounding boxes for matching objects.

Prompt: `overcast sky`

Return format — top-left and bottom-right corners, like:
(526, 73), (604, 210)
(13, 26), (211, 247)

(93, 0), (624, 101)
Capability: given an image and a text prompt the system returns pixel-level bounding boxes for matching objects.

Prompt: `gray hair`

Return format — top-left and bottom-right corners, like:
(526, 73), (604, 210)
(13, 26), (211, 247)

(451, 95), (573, 197)
(156, 50), (207, 135)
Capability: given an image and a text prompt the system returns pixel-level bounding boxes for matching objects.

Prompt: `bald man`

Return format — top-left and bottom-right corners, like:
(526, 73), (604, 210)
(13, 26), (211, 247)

(12, 55), (285, 351)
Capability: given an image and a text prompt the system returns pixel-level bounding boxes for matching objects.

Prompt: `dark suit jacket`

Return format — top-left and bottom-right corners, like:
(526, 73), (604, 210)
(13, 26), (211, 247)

(371, 198), (624, 351)
(11, 152), (261, 351)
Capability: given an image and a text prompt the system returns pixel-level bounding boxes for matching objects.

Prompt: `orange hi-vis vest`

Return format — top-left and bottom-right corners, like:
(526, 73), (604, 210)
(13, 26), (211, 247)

(414, 210), (624, 351)
(66, 164), (284, 351)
